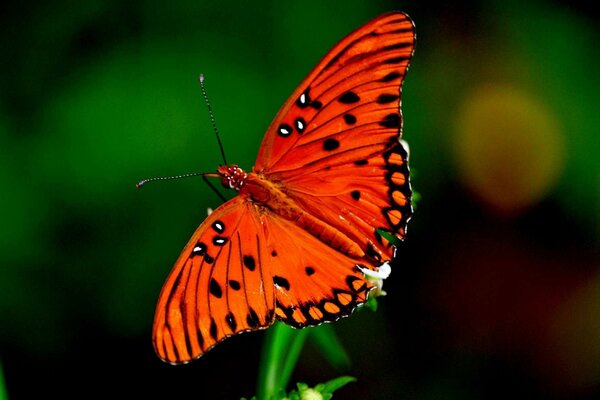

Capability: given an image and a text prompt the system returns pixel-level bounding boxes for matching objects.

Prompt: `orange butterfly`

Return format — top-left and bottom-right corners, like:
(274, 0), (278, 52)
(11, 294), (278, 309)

(152, 12), (415, 364)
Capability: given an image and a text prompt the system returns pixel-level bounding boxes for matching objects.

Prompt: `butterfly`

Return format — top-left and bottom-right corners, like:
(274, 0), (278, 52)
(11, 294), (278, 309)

(152, 12), (415, 364)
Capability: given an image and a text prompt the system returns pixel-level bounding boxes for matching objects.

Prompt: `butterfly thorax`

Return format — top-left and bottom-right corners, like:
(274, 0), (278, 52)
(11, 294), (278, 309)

(234, 170), (365, 259)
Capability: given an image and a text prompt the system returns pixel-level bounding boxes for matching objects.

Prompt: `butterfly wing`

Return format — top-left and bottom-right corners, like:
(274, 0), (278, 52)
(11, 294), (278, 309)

(154, 195), (379, 362)
(262, 210), (375, 328)
(253, 12), (415, 262)
(154, 12), (416, 363)
(153, 197), (275, 364)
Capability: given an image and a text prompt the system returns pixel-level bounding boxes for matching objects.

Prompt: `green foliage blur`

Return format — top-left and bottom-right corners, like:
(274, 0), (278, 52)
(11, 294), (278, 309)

(1, 0), (599, 398)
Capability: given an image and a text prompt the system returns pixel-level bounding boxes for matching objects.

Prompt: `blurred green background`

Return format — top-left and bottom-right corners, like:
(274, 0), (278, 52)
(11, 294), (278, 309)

(1, 0), (599, 398)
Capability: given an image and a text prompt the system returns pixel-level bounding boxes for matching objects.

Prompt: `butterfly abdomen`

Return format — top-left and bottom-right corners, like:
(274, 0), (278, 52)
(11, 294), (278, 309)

(242, 172), (364, 258)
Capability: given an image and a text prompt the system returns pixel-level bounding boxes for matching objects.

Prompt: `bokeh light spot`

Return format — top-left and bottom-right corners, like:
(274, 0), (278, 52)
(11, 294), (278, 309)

(454, 84), (565, 215)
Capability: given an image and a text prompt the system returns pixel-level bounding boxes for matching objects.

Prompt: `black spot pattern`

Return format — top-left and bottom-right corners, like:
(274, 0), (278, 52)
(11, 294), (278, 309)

(192, 242), (207, 256)
(374, 229), (383, 244)
(385, 56), (409, 64)
(296, 89), (311, 108)
(271, 250), (278, 257)
(278, 123), (293, 137)
(212, 236), (227, 246)
(376, 94), (399, 104)
(351, 190), (360, 200)
(379, 113), (400, 128)
(323, 138), (340, 151)
(204, 254), (214, 264)
(354, 159), (368, 166)
(338, 91), (360, 104)
(295, 117), (306, 133)
(243, 255), (256, 271)
(212, 220), (225, 233)
(343, 114), (357, 125)
(229, 280), (241, 290)
(210, 318), (218, 340)
(247, 307), (260, 328)
(346, 275), (366, 293)
(275, 287), (361, 329)
(225, 312), (237, 331)
(210, 278), (222, 298)
(381, 139), (413, 236)
(365, 243), (381, 261)
(273, 276), (290, 290)
(310, 100), (322, 109)
(381, 71), (401, 82)
(305, 266), (315, 276)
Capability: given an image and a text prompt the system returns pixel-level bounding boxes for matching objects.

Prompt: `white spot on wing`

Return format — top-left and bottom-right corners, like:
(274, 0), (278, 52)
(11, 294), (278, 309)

(400, 139), (410, 160)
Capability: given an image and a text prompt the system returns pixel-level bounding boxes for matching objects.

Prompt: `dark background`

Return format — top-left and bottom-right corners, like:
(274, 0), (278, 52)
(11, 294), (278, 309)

(1, 0), (599, 398)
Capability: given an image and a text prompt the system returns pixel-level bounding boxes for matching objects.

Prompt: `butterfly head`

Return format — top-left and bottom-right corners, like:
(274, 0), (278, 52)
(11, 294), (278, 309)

(217, 164), (248, 191)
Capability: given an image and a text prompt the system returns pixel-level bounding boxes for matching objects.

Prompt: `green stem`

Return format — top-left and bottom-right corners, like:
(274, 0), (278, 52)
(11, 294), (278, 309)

(279, 328), (309, 391)
(256, 322), (309, 400)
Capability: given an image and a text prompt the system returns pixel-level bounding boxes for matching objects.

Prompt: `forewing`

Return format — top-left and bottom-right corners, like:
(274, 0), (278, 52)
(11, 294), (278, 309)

(253, 12), (415, 262)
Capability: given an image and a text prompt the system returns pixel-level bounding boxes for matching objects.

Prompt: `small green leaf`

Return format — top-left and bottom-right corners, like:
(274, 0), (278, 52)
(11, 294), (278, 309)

(320, 376), (356, 396)
(376, 228), (402, 247)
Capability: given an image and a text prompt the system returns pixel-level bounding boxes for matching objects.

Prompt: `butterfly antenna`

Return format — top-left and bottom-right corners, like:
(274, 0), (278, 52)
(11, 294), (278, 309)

(199, 74), (228, 165)
(136, 172), (219, 188)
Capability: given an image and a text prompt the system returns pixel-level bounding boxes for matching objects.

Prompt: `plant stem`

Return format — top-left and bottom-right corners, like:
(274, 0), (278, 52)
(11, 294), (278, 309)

(256, 322), (308, 400)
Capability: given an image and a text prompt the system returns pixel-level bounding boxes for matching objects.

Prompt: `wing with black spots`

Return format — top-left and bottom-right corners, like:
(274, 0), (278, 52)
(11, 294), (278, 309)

(152, 197), (275, 364)
(253, 12), (415, 262)
(262, 209), (376, 328)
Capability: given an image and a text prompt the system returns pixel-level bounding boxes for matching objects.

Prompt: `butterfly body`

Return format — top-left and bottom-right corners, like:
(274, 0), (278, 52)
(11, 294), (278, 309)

(220, 165), (366, 258)
(153, 12), (415, 364)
